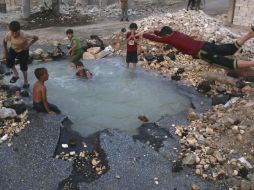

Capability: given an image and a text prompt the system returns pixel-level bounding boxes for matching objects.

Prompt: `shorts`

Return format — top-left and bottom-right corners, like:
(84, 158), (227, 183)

(71, 48), (84, 65)
(7, 47), (29, 71)
(126, 51), (138, 64)
(33, 102), (61, 114)
(198, 42), (240, 70)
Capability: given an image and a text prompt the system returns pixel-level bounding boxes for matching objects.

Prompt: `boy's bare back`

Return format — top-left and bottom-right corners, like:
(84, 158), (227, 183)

(33, 81), (46, 103)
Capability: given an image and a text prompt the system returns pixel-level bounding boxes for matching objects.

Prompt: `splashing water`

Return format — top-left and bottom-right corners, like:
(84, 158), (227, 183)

(27, 57), (190, 136)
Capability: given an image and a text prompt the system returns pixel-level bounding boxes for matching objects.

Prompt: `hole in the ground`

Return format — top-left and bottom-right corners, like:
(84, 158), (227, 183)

(26, 57), (191, 137)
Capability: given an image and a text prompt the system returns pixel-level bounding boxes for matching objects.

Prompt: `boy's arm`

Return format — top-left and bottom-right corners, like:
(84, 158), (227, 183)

(3, 38), (8, 58)
(142, 33), (166, 43)
(68, 40), (77, 54)
(25, 34), (39, 50)
(41, 86), (55, 114)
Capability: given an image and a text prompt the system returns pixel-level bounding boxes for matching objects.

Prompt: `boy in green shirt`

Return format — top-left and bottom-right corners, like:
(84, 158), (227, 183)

(66, 29), (84, 67)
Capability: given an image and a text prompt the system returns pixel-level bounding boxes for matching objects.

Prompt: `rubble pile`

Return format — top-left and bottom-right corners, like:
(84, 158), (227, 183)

(176, 98), (254, 189)
(56, 149), (107, 177)
(0, 84), (29, 145)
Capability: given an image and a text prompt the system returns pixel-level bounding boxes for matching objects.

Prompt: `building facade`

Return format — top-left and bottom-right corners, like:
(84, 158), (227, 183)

(233, 0), (254, 26)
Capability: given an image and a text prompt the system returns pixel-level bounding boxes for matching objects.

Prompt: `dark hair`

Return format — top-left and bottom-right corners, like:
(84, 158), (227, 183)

(9, 21), (20, 32)
(66, 29), (74, 35)
(159, 26), (173, 36)
(34, 68), (47, 80)
(129, 23), (138, 30)
(75, 61), (84, 68)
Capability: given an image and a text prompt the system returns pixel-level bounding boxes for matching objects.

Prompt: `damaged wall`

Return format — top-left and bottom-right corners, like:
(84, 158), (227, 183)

(233, 0), (254, 26)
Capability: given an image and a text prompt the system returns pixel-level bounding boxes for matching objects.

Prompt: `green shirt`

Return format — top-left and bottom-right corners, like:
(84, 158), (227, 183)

(71, 36), (81, 51)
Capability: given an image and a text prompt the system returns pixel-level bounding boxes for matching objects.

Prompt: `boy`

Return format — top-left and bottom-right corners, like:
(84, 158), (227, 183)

(119, 0), (129, 21)
(33, 68), (61, 114)
(66, 29), (84, 68)
(3, 21), (38, 88)
(126, 23), (139, 70)
(76, 61), (93, 79)
(137, 26), (254, 70)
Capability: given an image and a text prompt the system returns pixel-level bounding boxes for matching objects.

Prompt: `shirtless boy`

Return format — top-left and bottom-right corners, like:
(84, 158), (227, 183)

(33, 68), (60, 114)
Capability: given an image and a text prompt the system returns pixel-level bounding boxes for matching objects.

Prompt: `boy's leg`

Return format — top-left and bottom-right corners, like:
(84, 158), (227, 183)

(48, 103), (61, 114)
(19, 50), (29, 86)
(236, 30), (254, 46)
(237, 60), (254, 69)
(71, 49), (84, 66)
(212, 30), (254, 56)
(6, 48), (19, 81)
(132, 63), (137, 70)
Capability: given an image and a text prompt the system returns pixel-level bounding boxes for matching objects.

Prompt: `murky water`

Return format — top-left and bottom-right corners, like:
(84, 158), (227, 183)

(27, 57), (190, 136)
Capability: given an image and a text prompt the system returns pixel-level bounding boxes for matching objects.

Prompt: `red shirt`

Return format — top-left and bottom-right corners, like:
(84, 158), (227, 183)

(126, 32), (139, 52)
(143, 31), (205, 58)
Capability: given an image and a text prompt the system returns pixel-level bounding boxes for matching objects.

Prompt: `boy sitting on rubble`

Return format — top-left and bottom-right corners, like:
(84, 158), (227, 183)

(33, 68), (61, 114)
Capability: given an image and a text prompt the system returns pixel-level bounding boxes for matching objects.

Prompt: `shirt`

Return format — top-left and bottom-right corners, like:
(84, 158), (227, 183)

(71, 36), (82, 51)
(126, 32), (139, 52)
(143, 31), (205, 58)
(4, 31), (35, 53)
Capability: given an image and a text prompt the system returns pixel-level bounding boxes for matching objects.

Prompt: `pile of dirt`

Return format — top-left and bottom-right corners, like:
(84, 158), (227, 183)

(22, 10), (95, 30)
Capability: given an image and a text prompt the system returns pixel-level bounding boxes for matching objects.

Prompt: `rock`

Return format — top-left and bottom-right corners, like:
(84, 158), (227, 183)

(87, 47), (101, 55)
(172, 160), (183, 173)
(240, 180), (251, 190)
(167, 52), (176, 61)
(20, 90), (29, 97)
(188, 110), (200, 122)
(212, 94), (230, 106)
(0, 64), (6, 75)
(238, 167), (249, 178)
(171, 74), (181, 81)
(176, 68), (185, 75)
(156, 54), (164, 63)
(3, 98), (27, 115)
(95, 50), (111, 59)
(213, 151), (223, 162)
(163, 44), (173, 51)
(7, 86), (21, 96)
(182, 153), (196, 165)
(192, 184), (200, 190)
(197, 81), (212, 93)
(216, 86), (226, 94)
(83, 52), (95, 60)
(144, 54), (154, 63)
(186, 136), (197, 145)
(0, 107), (17, 119)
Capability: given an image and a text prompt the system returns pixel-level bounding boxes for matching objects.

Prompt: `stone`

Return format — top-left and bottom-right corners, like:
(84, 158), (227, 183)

(20, 90), (29, 97)
(212, 94), (230, 106)
(182, 153), (196, 165)
(172, 160), (183, 173)
(0, 108), (17, 119)
(186, 136), (197, 145)
(171, 74), (181, 81)
(197, 81), (212, 93)
(216, 86), (226, 94)
(7, 86), (21, 96)
(188, 110), (200, 122)
(87, 47), (101, 55)
(144, 53), (154, 63)
(213, 151), (223, 162)
(240, 180), (251, 190)
(192, 184), (200, 190)
(95, 50), (111, 59)
(83, 52), (95, 60)
(3, 99), (27, 115)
